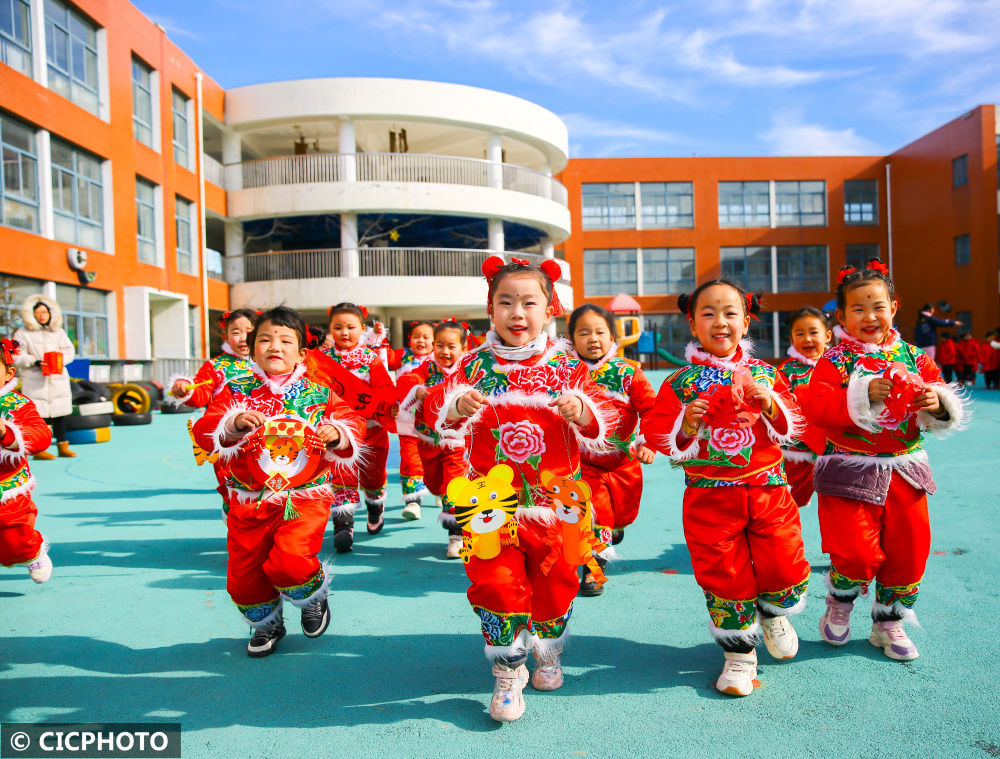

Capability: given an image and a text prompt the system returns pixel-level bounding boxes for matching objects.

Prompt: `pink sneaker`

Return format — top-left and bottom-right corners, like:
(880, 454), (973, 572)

(531, 645), (564, 691)
(819, 595), (854, 646)
(489, 663), (529, 722)
(869, 620), (919, 661)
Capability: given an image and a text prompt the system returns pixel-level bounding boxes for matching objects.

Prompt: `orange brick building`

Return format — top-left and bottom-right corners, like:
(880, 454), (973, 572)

(560, 105), (998, 358)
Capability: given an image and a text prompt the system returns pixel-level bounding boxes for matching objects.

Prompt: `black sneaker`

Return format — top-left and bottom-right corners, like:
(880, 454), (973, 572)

(611, 529), (625, 545)
(579, 571), (604, 597)
(366, 501), (385, 535)
(333, 516), (354, 553)
(301, 595), (330, 638)
(247, 616), (286, 658)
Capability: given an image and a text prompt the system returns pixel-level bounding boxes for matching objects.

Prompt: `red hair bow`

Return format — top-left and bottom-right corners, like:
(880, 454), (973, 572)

(510, 257), (530, 266)
(866, 259), (889, 276)
(217, 310), (232, 330)
(359, 306), (369, 320)
(481, 255), (506, 280)
(744, 292), (760, 321)
(837, 265), (858, 285)
(1, 338), (19, 367)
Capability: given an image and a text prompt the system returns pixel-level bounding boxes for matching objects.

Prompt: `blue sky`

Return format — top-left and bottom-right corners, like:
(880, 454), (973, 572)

(135, 0), (1000, 158)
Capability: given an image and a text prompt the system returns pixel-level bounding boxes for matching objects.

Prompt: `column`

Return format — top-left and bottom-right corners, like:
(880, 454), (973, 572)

(224, 221), (244, 284)
(488, 218), (504, 253)
(222, 131), (242, 190)
(29, 0), (47, 86)
(36, 130), (54, 239)
(487, 133), (502, 189)
(389, 315), (403, 350)
(542, 236), (554, 259)
(341, 212), (359, 278)
(338, 119), (357, 182)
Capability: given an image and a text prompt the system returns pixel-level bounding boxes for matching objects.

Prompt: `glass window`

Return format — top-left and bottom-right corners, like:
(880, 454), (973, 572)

(639, 182), (693, 228)
(775, 180), (826, 226)
(846, 243), (880, 270)
(131, 56), (153, 147)
(952, 154), (968, 188)
(642, 247), (695, 294)
(718, 181), (769, 227)
(175, 195), (193, 274)
(44, 0), (100, 115)
(721, 246), (772, 293)
(0, 112), (39, 232)
(50, 136), (103, 249)
(956, 310), (972, 337)
(641, 313), (689, 358)
(747, 313), (776, 358)
(583, 248), (638, 296)
(775, 246), (828, 292)
(954, 234), (970, 266)
(0, 0), (32, 76)
(135, 177), (156, 264)
(581, 183), (634, 229)
(172, 89), (190, 168)
(844, 179), (878, 224)
(188, 306), (197, 358)
(54, 282), (108, 357)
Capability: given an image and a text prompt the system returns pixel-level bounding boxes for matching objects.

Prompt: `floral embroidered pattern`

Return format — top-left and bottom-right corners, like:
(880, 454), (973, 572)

(875, 579), (920, 610)
(401, 476), (427, 496)
(829, 566), (871, 597)
(533, 606), (573, 640)
(704, 590), (758, 631)
(235, 596), (281, 624)
(494, 420), (545, 468)
(332, 487), (361, 507)
(474, 607), (533, 647)
(709, 426), (755, 458)
(758, 577), (809, 610)
(278, 568), (326, 601)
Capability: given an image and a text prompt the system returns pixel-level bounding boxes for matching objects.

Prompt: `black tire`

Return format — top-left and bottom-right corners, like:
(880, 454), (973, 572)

(64, 413), (112, 431)
(159, 402), (195, 414)
(72, 390), (104, 405)
(76, 379), (112, 400)
(112, 411), (153, 426)
(111, 383), (152, 414)
(133, 381), (163, 410)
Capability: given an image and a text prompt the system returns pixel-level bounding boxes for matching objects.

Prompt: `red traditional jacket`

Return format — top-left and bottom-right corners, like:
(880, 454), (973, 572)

(570, 346), (657, 469)
(387, 347), (432, 375)
(396, 358), (462, 445)
(169, 344), (254, 408)
(0, 379), (52, 507)
(936, 339), (956, 365)
(422, 336), (613, 510)
(979, 341), (999, 372)
(641, 341), (802, 488)
(307, 343), (396, 430)
(802, 327), (966, 465)
(192, 364), (367, 507)
(956, 338), (980, 367)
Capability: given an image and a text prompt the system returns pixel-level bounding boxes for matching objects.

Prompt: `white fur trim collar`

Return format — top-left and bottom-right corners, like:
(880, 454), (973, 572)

(485, 329), (548, 361)
(685, 340), (754, 371)
(250, 363), (307, 395)
(0, 378), (18, 396)
(575, 342), (619, 371)
(833, 325), (901, 354)
(786, 346), (818, 367)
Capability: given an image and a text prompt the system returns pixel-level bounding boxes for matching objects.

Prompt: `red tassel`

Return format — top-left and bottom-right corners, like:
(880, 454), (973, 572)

(1, 338), (19, 366)
(837, 265), (858, 284)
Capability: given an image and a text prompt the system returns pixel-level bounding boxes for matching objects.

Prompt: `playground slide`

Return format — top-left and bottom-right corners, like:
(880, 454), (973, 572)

(654, 347), (685, 366)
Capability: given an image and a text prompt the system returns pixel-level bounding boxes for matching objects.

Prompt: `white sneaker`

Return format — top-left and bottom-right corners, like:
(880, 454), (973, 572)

(489, 663), (528, 722)
(446, 534), (463, 559)
(401, 502), (421, 520)
(760, 615), (799, 660)
(716, 650), (757, 697)
(819, 595), (854, 646)
(531, 645), (564, 691)
(869, 620), (919, 661)
(27, 554), (53, 583)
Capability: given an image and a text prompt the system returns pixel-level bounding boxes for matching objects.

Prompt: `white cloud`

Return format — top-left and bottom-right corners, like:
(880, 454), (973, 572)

(758, 115), (881, 156)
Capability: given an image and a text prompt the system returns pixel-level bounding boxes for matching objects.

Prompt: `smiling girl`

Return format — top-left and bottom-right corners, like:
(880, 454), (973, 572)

(802, 261), (967, 662)
(641, 280), (809, 698)
(423, 257), (612, 722)
(193, 306), (366, 658)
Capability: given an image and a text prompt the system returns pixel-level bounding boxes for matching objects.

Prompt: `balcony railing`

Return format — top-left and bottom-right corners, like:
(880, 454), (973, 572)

(235, 248), (569, 284)
(202, 154), (225, 187)
(230, 152), (568, 206)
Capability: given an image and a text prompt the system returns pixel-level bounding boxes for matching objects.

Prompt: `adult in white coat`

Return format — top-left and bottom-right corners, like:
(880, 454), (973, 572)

(13, 294), (76, 459)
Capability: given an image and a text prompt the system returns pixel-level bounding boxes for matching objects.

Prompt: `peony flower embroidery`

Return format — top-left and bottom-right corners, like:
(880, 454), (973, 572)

(709, 425), (755, 457)
(494, 420), (546, 467)
(247, 387), (284, 417)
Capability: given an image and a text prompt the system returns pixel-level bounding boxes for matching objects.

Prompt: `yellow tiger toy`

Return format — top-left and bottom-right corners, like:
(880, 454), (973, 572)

(446, 464), (519, 563)
(539, 469), (609, 585)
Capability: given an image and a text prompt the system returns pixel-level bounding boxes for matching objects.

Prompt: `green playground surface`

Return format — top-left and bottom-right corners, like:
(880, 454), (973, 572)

(2, 373), (999, 759)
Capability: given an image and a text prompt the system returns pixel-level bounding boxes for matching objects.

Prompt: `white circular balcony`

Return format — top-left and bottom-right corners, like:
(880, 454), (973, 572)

(224, 152), (571, 243)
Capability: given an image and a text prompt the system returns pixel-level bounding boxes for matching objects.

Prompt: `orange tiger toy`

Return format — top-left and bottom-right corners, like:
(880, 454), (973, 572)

(539, 470), (609, 585)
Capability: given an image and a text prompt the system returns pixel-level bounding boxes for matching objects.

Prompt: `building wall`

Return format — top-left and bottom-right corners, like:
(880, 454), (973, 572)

(888, 105), (999, 340)
(0, 0), (228, 360)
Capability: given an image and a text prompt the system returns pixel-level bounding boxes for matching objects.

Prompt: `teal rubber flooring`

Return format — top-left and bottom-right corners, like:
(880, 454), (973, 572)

(2, 374), (999, 759)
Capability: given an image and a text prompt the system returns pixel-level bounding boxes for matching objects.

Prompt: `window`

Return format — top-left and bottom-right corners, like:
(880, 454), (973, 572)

(844, 179), (878, 224)
(55, 282), (108, 357)
(952, 154), (968, 187)
(0, 112), (39, 232)
(775, 246), (828, 292)
(189, 305), (197, 358)
(583, 248), (638, 295)
(172, 89), (190, 168)
(44, 0), (100, 115)
(131, 56), (153, 147)
(846, 244), (880, 270)
(136, 177), (157, 264)
(718, 181), (770, 227)
(581, 183), (634, 229)
(747, 313), (776, 358)
(50, 137), (103, 249)
(775, 180), (826, 226)
(640, 182), (693, 228)
(721, 246), (772, 292)
(642, 313), (689, 358)
(954, 234), (970, 266)
(0, 0), (32, 76)
(642, 248), (695, 294)
(956, 310), (972, 337)
(175, 195), (194, 273)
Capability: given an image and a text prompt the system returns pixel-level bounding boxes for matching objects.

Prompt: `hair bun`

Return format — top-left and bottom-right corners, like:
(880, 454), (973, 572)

(482, 256), (506, 280)
(539, 259), (562, 283)
(747, 292), (763, 316)
(677, 293), (691, 315)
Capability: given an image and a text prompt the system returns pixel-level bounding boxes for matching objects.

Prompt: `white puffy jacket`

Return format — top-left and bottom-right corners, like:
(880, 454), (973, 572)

(12, 294), (75, 419)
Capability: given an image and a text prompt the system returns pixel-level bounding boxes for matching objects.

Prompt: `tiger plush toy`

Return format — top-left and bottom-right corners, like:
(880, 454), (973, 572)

(446, 464), (520, 563)
(539, 469), (609, 584)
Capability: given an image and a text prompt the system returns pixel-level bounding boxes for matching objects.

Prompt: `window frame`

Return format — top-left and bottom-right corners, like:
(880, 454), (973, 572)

(580, 182), (635, 230)
(50, 135), (104, 249)
(774, 245), (829, 292)
(720, 245), (773, 293)
(718, 181), (770, 228)
(843, 179), (878, 225)
(171, 88), (190, 168)
(583, 248), (638, 296)
(175, 195), (194, 274)
(954, 233), (971, 266)
(44, 0), (100, 115)
(774, 180), (826, 227)
(0, 0), (32, 76)
(55, 282), (109, 358)
(0, 111), (40, 233)
(640, 247), (696, 295)
(952, 154), (969, 188)
(639, 181), (694, 229)
(845, 244), (881, 271)
(131, 55), (154, 147)
(135, 176), (157, 264)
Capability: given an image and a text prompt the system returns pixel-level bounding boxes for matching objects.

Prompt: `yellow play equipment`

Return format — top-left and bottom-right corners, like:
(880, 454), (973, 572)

(615, 316), (641, 368)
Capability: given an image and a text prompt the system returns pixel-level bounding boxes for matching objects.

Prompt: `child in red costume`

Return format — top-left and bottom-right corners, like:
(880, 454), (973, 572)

(803, 261), (968, 661)
(776, 307), (833, 508)
(193, 307), (366, 657)
(979, 331), (999, 389)
(308, 303), (396, 552)
(567, 304), (656, 596)
(170, 309), (257, 521)
(423, 257), (613, 722)
(641, 280), (809, 698)
(387, 320), (435, 521)
(0, 339), (54, 583)
(956, 332), (979, 386)
(936, 332), (957, 384)
(396, 320), (468, 558)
